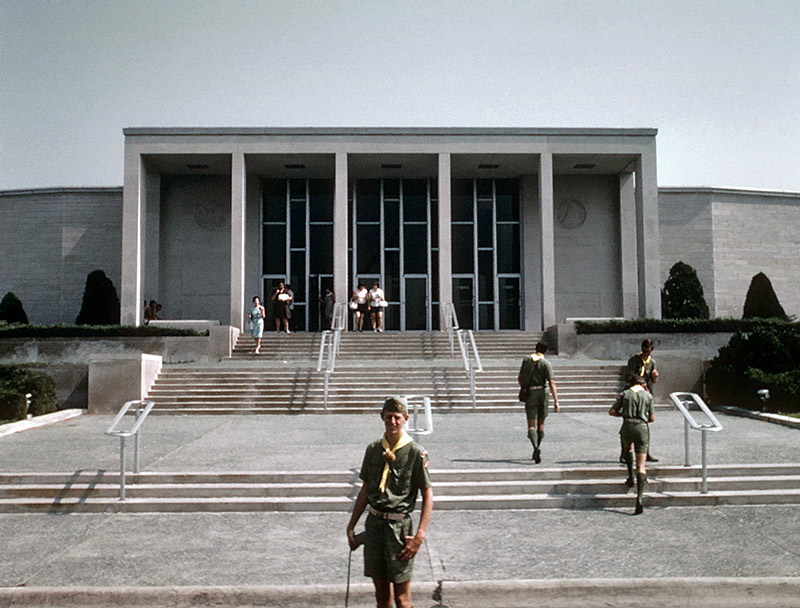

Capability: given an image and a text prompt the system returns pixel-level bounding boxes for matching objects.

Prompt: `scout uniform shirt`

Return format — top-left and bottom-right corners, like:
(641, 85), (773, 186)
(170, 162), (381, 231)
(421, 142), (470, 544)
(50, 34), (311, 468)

(627, 353), (656, 391)
(519, 353), (553, 390)
(360, 436), (431, 514)
(612, 385), (655, 422)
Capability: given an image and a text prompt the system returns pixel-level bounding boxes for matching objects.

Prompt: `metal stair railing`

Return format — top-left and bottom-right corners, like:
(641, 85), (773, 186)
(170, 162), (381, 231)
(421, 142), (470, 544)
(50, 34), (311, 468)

(455, 328), (483, 408)
(104, 399), (155, 500)
(669, 392), (724, 493)
(317, 302), (347, 409)
(402, 395), (434, 443)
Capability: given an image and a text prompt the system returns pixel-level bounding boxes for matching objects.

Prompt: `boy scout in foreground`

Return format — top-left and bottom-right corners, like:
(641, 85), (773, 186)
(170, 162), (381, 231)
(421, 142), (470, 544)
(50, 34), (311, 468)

(609, 375), (655, 515)
(346, 397), (433, 608)
(518, 341), (560, 463)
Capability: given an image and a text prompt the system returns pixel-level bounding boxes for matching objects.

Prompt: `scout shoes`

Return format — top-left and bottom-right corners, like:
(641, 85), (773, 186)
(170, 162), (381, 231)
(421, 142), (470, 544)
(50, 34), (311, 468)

(634, 500), (644, 515)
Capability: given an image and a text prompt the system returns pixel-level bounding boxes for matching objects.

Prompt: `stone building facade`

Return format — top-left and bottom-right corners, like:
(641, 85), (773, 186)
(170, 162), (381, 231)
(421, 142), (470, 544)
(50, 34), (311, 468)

(2, 128), (797, 328)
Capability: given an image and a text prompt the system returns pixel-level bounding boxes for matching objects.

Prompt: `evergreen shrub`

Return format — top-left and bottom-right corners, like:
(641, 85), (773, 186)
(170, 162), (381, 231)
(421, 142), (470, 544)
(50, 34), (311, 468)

(706, 326), (800, 413)
(0, 388), (27, 422)
(0, 292), (28, 324)
(742, 272), (790, 320)
(76, 270), (121, 325)
(0, 366), (58, 418)
(661, 261), (709, 319)
(0, 324), (203, 338)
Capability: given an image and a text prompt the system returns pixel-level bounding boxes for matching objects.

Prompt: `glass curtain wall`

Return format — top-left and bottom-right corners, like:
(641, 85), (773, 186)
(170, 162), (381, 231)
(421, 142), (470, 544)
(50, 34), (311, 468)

(262, 178), (334, 331)
(451, 178), (521, 330)
(351, 178), (439, 330)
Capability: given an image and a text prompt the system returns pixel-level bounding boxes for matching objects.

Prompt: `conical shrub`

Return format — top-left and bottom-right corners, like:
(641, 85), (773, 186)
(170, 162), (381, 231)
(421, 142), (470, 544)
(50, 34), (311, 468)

(0, 292), (28, 324)
(75, 270), (120, 325)
(661, 261), (709, 319)
(742, 272), (789, 320)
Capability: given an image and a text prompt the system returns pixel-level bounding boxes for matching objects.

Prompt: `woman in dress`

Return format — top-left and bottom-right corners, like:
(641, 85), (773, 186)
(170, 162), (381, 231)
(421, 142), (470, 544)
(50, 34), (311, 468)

(248, 296), (265, 354)
(352, 283), (369, 332)
(272, 282), (292, 333)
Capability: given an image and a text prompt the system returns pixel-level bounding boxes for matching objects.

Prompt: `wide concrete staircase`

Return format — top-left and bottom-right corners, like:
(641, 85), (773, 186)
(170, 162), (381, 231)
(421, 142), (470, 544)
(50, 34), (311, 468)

(3, 464), (800, 513)
(146, 332), (631, 414)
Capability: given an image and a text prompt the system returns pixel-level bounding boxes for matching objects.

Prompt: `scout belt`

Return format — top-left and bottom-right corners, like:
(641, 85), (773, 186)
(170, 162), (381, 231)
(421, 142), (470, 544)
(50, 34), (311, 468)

(368, 505), (407, 521)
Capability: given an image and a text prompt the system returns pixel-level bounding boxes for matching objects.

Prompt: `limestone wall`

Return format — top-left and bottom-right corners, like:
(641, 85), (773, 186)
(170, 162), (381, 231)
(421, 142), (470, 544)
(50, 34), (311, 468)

(0, 188), (122, 324)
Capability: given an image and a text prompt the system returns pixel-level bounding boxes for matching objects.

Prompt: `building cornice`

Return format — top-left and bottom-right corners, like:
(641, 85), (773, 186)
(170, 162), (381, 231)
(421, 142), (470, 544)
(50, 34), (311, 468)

(123, 126), (658, 138)
(659, 186), (800, 199)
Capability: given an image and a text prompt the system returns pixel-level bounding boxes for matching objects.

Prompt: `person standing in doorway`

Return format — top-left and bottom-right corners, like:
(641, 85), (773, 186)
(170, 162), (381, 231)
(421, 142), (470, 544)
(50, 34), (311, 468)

(320, 287), (336, 330)
(248, 296), (265, 354)
(625, 338), (660, 462)
(352, 283), (369, 332)
(369, 281), (386, 332)
(346, 397), (433, 608)
(271, 281), (292, 333)
(609, 374), (655, 515)
(518, 341), (560, 463)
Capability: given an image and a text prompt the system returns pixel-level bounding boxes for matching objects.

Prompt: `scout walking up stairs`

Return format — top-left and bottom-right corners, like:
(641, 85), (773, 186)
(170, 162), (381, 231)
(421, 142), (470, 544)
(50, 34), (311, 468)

(144, 331), (630, 414)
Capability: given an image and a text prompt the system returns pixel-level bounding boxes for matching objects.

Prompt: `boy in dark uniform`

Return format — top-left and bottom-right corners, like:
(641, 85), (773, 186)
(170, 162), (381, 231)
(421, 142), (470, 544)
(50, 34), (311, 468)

(609, 375), (655, 515)
(346, 397), (433, 608)
(518, 341), (560, 463)
(624, 338), (660, 462)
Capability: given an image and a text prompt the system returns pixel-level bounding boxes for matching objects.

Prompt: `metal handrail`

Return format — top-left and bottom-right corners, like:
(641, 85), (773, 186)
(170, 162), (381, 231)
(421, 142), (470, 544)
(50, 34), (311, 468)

(444, 303), (460, 355)
(402, 395), (434, 444)
(105, 399), (155, 500)
(318, 303), (347, 409)
(455, 328), (482, 408)
(668, 392), (724, 493)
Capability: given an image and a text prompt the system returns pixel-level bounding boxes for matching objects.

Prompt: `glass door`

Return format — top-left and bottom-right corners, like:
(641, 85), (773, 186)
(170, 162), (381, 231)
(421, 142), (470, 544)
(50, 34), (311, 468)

(403, 276), (428, 330)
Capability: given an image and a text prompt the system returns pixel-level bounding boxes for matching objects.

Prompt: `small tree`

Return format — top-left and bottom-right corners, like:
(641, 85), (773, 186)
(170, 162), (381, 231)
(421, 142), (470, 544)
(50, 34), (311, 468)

(661, 261), (709, 319)
(742, 272), (789, 320)
(0, 292), (28, 324)
(75, 270), (120, 325)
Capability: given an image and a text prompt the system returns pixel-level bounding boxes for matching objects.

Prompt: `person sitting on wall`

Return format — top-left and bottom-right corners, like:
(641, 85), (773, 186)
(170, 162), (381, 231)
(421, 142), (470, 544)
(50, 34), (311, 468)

(144, 300), (159, 324)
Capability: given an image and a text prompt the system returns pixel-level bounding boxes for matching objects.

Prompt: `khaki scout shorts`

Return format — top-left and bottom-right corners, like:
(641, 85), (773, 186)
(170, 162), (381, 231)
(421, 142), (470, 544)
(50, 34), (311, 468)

(620, 419), (650, 455)
(524, 388), (548, 420)
(364, 512), (414, 583)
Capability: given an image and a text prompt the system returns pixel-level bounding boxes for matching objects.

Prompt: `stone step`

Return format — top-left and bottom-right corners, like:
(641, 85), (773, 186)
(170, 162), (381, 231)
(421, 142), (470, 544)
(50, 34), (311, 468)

(2, 465), (799, 513)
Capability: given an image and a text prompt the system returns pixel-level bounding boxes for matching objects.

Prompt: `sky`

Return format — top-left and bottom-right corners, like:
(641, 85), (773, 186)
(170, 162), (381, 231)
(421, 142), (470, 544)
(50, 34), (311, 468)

(1, 0), (799, 192)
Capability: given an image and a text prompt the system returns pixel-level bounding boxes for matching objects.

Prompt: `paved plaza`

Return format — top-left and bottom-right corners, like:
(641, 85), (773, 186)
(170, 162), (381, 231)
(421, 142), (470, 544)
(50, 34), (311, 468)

(1, 409), (799, 606)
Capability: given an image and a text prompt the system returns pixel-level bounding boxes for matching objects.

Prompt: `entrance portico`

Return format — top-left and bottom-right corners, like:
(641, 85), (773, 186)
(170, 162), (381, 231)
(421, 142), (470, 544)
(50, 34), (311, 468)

(121, 128), (660, 330)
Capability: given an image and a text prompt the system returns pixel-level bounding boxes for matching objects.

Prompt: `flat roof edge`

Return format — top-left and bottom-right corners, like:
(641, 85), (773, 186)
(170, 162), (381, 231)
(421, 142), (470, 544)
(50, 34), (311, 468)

(0, 186), (123, 197)
(660, 186), (800, 198)
(123, 126), (659, 137)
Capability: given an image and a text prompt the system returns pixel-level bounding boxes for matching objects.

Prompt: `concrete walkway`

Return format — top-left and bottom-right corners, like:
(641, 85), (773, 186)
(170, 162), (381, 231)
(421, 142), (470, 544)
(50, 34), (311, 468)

(1, 409), (799, 606)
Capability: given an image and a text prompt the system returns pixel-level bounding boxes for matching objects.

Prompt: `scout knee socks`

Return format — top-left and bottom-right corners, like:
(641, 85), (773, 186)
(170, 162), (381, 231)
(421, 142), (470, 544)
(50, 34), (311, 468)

(527, 428), (538, 449)
(636, 473), (647, 502)
(537, 430), (545, 447)
(625, 453), (634, 487)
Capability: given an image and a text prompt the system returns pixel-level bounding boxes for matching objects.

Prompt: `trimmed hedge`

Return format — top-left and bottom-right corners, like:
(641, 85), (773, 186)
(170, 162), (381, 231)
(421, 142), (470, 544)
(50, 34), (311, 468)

(0, 389), (27, 422)
(0, 324), (204, 338)
(0, 365), (58, 418)
(706, 326), (800, 413)
(574, 317), (799, 335)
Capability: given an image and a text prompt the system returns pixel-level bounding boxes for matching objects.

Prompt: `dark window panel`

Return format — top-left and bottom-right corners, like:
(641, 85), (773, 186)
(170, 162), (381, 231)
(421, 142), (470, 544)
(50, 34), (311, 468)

(263, 224), (286, 274)
(451, 179), (473, 222)
(310, 224), (333, 274)
(309, 179), (334, 222)
(290, 200), (306, 248)
(499, 277), (521, 329)
(451, 224), (474, 274)
(476, 178), (493, 199)
(384, 200), (400, 248)
(357, 179), (381, 222)
(385, 250), (400, 301)
(403, 179), (427, 222)
(452, 277), (474, 330)
(478, 251), (494, 301)
(289, 250), (306, 302)
(477, 199), (493, 248)
(357, 224), (381, 274)
(495, 179), (520, 222)
(289, 179), (306, 200)
(403, 223), (427, 274)
(263, 179), (286, 222)
(497, 224), (520, 273)
(383, 179), (400, 200)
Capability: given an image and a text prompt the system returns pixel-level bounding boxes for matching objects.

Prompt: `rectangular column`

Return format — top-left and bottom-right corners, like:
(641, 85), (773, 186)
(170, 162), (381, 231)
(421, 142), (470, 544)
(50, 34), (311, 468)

(539, 153), (556, 329)
(437, 153), (452, 330)
(333, 152), (349, 306)
(120, 146), (143, 326)
(230, 151), (246, 330)
(635, 151), (661, 317)
(619, 171), (638, 317)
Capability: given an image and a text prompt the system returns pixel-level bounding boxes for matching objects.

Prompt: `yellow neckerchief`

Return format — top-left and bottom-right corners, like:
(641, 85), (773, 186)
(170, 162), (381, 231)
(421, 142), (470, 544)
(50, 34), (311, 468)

(531, 353), (544, 362)
(378, 430), (412, 493)
(630, 384), (646, 394)
(637, 353), (651, 377)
